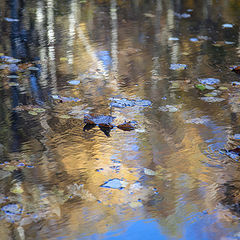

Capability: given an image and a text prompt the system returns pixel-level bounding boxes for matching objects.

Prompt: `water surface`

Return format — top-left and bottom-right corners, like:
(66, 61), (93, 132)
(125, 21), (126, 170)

(1, 0), (240, 239)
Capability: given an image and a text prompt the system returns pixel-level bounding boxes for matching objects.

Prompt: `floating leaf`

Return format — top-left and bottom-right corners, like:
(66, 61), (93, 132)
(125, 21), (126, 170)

(8, 82), (19, 87)
(1, 204), (22, 215)
(232, 66), (240, 74)
(189, 38), (198, 42)
(135, 99), (152, 107)
(219, 86), (228, 90)
(212, 41), (225, 47)
(200, 97), (225, 103)
(175, 13), (191, 18)
(101, 178), (127, 189)
(197, 35), (209, 40)
(222, 23), (233, 28)
(51, 95), (80, 102)
(195, 84), (206, 91)
(58, 115), (71, 119)
(84, 114), (115, 126)
(185, 117), (209, 125)
(170, 64), (187, 70)
(169, 37), (179, 41)
(159, 105), (180, 112)
(144, 13), (155, 18)
(32, 108), (46, 113)
(0, 64), (9, 70)
(205, 85), (216, 90)
(60, 57), (67, 61)
(98, 125), (113, 137)
(8, 75), (19, 79)
(225, 41), (234, 45)
(0, 56), (21, 63)
(198, 78), (220, 85)
(4, 17), (19, 22)
(232, 134), (240, 140)
(68, 80), (80, 85)
(204, 90), (221, 97)
(28, 111), (38, 116)
(110, 98), (135, 108)
(144, 168), (156, 176)
(10, 184), (24, 194)
(232, 82), (240, 86)
(117, 122), (136, 131)
(28, 67), (40, 71)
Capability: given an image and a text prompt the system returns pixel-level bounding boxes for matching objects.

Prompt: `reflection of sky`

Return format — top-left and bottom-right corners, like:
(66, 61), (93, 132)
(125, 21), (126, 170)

(89, 219), (169, 240)
(97, 51), (112, 70)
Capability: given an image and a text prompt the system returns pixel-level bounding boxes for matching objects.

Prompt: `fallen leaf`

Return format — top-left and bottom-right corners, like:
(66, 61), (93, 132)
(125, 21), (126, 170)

(28, 111), (38, 116)
(84, 114), (115, 126)
(200, 97), (225, 103)
(169, 63), (187, 70)
(198, 78), (220, 85)
(144, 168), (156, 176)
(117, 122), (135, 131)
(10, 184), (24, 194)
(101, 178), (127, 189)
(222, 23), (233, 28)
(58, 115), (71, 119)
(83, 123), (96, 131)
(195, 84), (206, 91)
(232, 66), (240, 74)
(144, 13), (155, 18)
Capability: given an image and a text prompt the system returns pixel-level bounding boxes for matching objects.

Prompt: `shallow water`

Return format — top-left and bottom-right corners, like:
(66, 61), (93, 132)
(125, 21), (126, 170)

(1, 0), (240, 239)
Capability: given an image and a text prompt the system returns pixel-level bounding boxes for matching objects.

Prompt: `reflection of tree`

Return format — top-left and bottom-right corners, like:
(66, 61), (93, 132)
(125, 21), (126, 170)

(2, 0), (240, 239)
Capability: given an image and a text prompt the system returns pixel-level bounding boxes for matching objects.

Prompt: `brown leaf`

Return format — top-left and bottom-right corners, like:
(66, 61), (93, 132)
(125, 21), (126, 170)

(84, 114), (115, 126)
(117, 122), (135, 131)
(232, 66), (240, 74)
